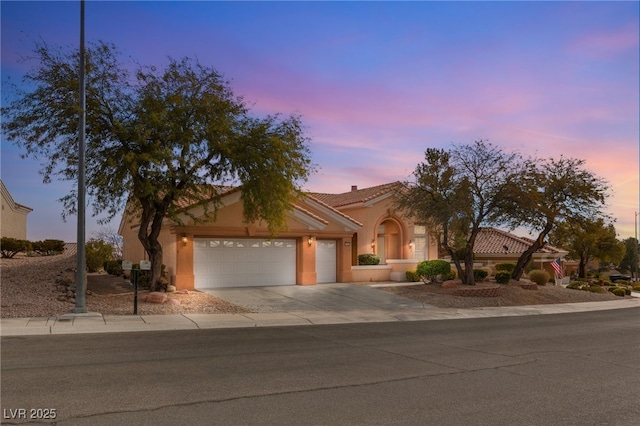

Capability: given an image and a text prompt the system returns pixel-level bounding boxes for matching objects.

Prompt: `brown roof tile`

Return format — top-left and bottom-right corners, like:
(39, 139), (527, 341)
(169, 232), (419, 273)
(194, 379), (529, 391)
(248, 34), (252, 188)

(475, 228), (564, 254)
(309, 182), (402, 208)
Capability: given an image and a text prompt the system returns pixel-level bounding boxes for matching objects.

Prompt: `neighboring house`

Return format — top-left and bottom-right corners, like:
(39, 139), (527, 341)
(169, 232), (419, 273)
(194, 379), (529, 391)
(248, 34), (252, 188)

(470, 227), (569, 275)
(119, 182), (438, 290)
(0, 180), (33, 240)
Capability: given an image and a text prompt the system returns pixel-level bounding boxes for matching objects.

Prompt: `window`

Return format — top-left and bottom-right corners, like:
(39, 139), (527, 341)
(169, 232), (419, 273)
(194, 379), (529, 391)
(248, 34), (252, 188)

(413, 225), (427, 261)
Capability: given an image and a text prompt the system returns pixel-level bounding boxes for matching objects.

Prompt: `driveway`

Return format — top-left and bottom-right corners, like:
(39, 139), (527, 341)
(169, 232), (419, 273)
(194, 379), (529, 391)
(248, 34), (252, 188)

(200, 283), (431, 313)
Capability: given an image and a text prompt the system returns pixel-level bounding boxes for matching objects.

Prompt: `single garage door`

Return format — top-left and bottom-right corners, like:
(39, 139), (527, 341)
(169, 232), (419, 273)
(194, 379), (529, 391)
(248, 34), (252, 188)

(316, 240), (337, 283)
(194, 238), (296, 288)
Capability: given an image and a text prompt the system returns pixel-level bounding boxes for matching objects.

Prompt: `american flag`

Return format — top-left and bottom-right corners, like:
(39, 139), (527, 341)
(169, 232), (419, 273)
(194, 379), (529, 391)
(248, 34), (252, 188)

(550, 258), (563, 278)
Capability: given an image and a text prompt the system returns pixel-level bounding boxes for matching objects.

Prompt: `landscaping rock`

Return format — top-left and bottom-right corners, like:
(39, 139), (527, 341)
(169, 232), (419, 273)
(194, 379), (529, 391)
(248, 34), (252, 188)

(146, 292), (168, 304)
(441, 280), (457, 288)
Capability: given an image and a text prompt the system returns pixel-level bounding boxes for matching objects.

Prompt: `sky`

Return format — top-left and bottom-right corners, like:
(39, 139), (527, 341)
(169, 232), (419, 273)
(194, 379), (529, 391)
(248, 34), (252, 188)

(1, 0), (638, 242)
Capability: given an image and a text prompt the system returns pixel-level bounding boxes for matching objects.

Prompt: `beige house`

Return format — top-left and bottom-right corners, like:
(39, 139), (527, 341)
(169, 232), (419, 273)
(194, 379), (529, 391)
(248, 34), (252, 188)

(119, 182), (439, 289)
(1, 180), (33, 240)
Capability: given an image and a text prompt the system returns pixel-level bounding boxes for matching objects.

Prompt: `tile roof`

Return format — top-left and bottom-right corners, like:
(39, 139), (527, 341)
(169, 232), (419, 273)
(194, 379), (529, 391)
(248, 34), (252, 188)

(475, 227), (565, 255)
(309, 182), (403, 208)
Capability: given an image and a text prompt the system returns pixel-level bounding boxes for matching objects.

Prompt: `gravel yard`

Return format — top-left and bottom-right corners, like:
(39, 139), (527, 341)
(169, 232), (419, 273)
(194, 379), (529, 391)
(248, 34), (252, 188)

(0, 251), (630, 318)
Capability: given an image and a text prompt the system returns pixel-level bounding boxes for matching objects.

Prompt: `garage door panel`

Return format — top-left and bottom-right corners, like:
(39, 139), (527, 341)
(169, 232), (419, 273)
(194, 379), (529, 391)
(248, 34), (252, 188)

(194, 238), (296, 289)
(316, 240), (337, 284)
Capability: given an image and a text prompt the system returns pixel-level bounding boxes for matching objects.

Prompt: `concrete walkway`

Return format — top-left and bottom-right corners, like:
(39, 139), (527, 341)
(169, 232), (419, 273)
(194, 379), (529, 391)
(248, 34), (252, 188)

(2, 283), (639, 336)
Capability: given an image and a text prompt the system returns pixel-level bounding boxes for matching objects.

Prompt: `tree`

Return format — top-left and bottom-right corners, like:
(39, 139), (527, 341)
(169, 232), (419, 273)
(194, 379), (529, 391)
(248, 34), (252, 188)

(2, 41), (313, 290)
(91, 227), (123, 259)
(505, 157), (610, 280)
(619, 237), (638, 278)
(550, 218), (621, 278)
(396, 141), (525, 285)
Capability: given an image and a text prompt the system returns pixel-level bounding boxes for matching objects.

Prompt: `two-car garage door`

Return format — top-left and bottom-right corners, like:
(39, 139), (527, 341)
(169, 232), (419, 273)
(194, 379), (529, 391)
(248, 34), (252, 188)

(194, 238), (338, 289)
(194, 238), (296, 289)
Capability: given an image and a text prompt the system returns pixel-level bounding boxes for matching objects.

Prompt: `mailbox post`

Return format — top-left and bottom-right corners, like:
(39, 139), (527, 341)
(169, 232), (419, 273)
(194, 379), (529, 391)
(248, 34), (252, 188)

(122, 260), (150, 315)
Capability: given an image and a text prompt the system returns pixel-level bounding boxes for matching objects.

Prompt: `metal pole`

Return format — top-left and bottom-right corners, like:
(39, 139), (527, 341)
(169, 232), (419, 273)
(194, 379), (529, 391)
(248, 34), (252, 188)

(635, 212), (639, 282)
(73, 0), (88, 313)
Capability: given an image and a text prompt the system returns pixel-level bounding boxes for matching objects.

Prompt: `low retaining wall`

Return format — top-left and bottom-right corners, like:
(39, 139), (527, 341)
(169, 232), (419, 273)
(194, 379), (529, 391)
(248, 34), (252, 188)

(351, 265), (392, 282)
(454, 285), (502, 297)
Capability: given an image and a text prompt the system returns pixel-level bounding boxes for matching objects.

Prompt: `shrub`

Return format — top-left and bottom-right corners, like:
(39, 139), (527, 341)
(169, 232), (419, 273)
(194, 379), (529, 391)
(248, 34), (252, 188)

(473, 269), (488, 282)
(495, 271), (511, 284)
(103, 260), (123, 276)
(633, 285), (640, 292)
(528, 269), (550, 286)
(588, 286), (606, 294)
(406, 270), (421, 282)
(608, 287), (626, 297)
(495, 263), (516, 273)
(0, 237), (32, 258)
(416, 260), (451, 283)
(358, 254), (380, 265)
(442, 269), (457, 281)
(85, 239), (114, 272)
(31, 239), (65, 256)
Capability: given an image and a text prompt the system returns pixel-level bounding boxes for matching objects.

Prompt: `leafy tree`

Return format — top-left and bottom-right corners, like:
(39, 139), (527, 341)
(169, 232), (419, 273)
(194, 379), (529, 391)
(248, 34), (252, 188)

(396, 140), (525, 285)
(91, 227), (123, 259)
(85, 239), (114, 273)
(32, 239), (66, 256)
(505, 157), (610, 280)
(550, 219), (621, 278)
(2, 41), (313, 289)
(618, 237), (638, 278)
(0, 238), (31, 258)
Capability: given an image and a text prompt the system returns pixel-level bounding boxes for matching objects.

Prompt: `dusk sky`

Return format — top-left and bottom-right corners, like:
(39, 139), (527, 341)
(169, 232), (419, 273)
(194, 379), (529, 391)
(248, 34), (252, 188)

(1, 1), (638, 242)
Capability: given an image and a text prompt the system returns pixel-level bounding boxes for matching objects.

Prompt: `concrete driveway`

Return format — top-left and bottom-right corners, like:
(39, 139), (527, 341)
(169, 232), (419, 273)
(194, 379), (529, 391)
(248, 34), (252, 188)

(200, 283), (430, 313)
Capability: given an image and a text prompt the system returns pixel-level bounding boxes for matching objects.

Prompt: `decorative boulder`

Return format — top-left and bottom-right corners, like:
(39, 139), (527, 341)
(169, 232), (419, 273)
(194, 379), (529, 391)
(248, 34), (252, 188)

(146, 292), (168, 304)
(166, 285), (177, 293)
(441, 280), (457, 289)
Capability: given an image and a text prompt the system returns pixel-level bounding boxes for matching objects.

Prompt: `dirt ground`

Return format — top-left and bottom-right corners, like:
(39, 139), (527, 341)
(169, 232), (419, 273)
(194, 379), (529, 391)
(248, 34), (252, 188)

(0, 252), (631, 318)
(379, 280), (625, 309)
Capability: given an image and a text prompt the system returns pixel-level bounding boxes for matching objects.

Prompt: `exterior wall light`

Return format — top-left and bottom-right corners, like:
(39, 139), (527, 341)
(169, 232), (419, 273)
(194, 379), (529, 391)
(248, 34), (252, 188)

(409, 240), (414, 249)
(181, 233), (188, 246)
(371, 240), (375, 249)
(308, 236), (314, 246)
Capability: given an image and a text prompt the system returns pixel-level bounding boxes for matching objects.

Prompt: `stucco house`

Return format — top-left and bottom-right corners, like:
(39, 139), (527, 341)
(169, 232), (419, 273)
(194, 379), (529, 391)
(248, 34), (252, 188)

(0, 180), (33, 240)
(119, 182), (439, 290)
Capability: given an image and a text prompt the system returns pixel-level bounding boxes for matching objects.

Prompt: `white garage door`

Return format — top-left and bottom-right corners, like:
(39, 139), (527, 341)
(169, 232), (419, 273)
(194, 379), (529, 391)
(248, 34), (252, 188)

(194, 238), (296, 288)
(316, 240), (337, 283)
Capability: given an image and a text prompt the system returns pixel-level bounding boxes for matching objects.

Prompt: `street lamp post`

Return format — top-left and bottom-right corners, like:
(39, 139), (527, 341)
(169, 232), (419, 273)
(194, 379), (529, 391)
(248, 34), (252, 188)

(73, 0), (88, 313)
(635, 212), (639, 282)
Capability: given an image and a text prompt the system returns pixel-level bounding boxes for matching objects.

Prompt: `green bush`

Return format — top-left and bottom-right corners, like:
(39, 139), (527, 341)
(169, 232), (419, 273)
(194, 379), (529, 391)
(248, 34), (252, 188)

(495, 263), (516, 273)
(406, 270), (421, 282)
(358, 254), (380, 265)
(416, 260), (451, 283)
(633, 285), (640, 292)
(442, 269), (457, 281)
(473, 269), (488, 282)
(495, 271), (511, 284)
(528, 269), (550, 286)
(103, 260), (124, 276)
(608, 287), (626, 297)
(0, 237), (32, 258)
(86, 239), (114, 272)
(588, 286), (606, 294)
(31, 239), (65, 256)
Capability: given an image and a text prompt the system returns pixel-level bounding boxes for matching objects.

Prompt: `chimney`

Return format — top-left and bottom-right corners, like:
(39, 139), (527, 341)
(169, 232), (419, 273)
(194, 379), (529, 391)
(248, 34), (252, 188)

(351, 185), (358, 192)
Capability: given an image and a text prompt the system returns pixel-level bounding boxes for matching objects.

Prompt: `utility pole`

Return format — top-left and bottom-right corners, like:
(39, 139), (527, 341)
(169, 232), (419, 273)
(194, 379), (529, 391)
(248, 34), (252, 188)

(73, 0), (88, 313)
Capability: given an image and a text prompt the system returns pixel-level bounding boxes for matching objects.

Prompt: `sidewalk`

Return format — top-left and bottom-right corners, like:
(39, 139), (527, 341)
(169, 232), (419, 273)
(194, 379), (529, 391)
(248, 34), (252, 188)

(2, 298), (638, 336)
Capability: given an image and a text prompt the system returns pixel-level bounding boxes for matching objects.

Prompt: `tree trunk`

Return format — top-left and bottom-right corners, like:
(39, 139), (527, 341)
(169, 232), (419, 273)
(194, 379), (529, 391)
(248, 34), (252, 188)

(136, 198), (170, 292)
(463, 247), (475, 285)
(512, 222), (553, 280)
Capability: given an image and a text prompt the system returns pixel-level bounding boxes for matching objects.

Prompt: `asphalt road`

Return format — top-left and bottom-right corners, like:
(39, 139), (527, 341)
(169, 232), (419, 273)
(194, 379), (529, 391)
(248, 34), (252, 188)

(2, 308), (639, 425)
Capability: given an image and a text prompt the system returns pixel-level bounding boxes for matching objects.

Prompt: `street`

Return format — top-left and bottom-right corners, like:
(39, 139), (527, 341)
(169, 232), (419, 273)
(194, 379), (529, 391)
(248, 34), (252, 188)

(2, 308), (639, 425)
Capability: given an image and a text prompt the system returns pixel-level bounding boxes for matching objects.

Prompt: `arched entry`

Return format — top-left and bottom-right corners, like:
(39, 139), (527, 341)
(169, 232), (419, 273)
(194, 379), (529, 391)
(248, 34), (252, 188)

(375, 218), (403, 264)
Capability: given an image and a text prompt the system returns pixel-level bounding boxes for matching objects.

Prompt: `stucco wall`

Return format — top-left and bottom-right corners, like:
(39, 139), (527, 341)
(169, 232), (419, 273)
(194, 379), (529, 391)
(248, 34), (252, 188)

(1, 182), (32, 240)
